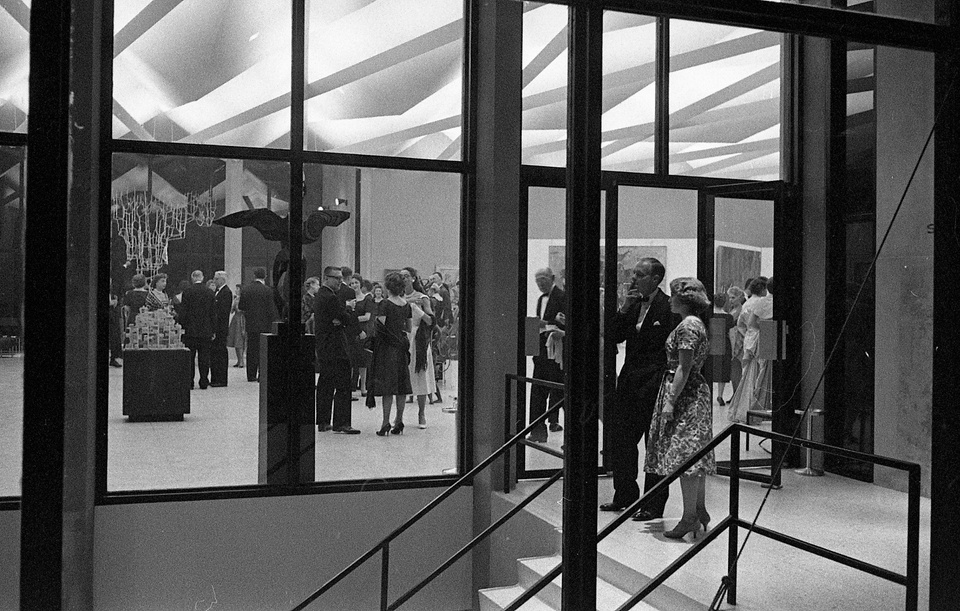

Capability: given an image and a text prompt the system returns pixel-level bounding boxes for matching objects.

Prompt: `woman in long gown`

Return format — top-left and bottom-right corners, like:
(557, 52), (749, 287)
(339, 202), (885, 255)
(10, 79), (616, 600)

(368, 272), (413, 435)
(644, 277), (715, 540)
(400, 267), (437, 429)
(726, 277), (773, 423)
(725, 285), (747, 393)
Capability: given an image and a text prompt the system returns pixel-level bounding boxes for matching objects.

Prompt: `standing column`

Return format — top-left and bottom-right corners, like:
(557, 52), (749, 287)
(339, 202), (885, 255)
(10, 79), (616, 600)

(224, 159), (244, 286)
(562, 3), (603, 610)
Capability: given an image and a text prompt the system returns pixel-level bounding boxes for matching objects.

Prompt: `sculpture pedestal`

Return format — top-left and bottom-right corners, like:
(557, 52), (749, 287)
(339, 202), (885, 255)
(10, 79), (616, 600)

(258, 325), (316, 484)
(122, 349), (191, 421)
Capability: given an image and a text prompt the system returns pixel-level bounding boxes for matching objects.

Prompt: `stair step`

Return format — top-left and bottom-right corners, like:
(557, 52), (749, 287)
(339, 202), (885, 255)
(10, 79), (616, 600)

(516, 555), (659, 610)
(478, 585), (556, 611)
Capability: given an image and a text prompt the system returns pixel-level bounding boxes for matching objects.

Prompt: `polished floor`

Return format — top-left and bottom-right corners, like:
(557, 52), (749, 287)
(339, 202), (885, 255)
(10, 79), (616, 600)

(0, 355), (460, 494)
(504, 469), (930, 611)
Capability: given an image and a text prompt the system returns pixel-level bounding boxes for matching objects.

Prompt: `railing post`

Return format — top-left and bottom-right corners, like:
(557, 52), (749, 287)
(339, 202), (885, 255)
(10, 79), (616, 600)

(728, 427), (740, 606)
(906, 466), (920, 611)
(504, 376), (511, 494)
(381, 543), (390, 611)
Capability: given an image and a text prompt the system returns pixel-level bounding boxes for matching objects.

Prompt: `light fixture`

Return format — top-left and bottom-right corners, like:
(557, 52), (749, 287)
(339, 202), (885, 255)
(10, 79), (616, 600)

(249, 32), (260, 42)
(334, 198), (348, 207)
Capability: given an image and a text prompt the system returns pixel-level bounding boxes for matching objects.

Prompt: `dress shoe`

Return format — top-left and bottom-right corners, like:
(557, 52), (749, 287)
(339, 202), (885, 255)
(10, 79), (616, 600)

(109, 359), (122, 368)
(549, 423), (563, 432)
(599, 502), (629, 512)
(333, 426), (361, 435)
(318, 424), (333, 432)
(717, 397), (726, 406)
(209, 383), (227, 387)
(698, 508), (711, 531)
(376, 424), (391, 436)
(631, 509), (664, 522)
(390, 422), (405, 435)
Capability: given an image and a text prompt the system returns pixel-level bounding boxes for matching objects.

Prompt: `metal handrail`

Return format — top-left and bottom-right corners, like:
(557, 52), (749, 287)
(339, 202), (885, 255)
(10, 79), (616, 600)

(291, 375), (564, 611)
(504, 423), (921, 611)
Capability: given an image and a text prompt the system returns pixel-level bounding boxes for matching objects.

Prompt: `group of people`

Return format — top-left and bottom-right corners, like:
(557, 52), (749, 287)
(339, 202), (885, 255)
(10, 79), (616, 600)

(302, 266), (456, 436)
(709, 277), (775, 422)
(109, 264), (458, 438)
(529, 258), (716, 540)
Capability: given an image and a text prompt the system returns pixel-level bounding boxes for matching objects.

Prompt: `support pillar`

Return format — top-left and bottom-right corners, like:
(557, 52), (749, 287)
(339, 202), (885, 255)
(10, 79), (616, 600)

(224, 159), (244, 285)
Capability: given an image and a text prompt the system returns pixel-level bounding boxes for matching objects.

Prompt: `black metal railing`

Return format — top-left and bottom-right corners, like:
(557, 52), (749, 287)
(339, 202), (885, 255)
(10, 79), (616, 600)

(502, 424), (921, 611)
(291, 374), (564, 611)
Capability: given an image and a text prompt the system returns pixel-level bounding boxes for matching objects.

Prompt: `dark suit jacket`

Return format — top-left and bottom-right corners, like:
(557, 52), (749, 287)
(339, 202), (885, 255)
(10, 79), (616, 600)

(214, 284), (233, 341)
(239, 280), (278, 334)
(180, 283), (217, 340)
(313, 285), (355, 362)
(336, 282), (359, 338)
(536, 285), (566, 356)
(609, 288), (679, 400)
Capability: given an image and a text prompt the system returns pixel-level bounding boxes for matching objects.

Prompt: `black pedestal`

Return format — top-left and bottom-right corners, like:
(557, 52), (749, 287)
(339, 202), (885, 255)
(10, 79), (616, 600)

(122, 349), (191, 421)
(258, 327), (316, 484)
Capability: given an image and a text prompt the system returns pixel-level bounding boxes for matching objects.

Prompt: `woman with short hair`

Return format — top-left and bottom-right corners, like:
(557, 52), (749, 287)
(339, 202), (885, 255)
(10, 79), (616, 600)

(644, 277), (715, 540)
(368, 272), (413, 435)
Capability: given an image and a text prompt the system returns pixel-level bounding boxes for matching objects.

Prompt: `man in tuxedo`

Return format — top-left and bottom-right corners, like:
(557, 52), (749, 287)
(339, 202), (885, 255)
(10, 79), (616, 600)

(313, 266), (360, 434)
(238, 267), (278, 382)
(600, 257), (679, 520)
(209, 271), (232, 387)
(527, 267), (566, 442)
(338, 266), (360, 397)
(179, 270), (217, 390)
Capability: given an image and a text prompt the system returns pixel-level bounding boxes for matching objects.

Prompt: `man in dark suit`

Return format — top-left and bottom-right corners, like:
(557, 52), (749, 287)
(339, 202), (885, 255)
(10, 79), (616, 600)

(601, 257), (680, 520)
(179, 270), (217, 390)
(313, 266), (360, 434)
(527, 267), (566, 442)
(209, 271), (232, 387)
(338, 266), (360, 397)
(238, 267), (278, 382)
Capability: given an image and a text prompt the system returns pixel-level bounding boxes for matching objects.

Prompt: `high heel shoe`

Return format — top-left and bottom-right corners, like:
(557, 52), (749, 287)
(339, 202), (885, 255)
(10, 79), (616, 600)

(698, 508), (711, 531)
(663, 519), (702, 540)
(717, 397), (726, 406)
(376, 424), (391, 437)
(390, 422), (405, 435)
(418, 418), (427, 429)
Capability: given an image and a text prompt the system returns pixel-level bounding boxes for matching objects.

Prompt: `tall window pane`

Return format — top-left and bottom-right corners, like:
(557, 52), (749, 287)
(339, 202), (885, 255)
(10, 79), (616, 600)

(0, 1), (28, 133)
(113, 0), (292, 148)
(522, 2), (568, 167)
(602, 12), (656, 173)
(302, 165), (461, 481)
(669, 21), (781, 180)
(0, 146), (24, 497)
(108, 153), (289, 491)
(304, 0), (464, 160)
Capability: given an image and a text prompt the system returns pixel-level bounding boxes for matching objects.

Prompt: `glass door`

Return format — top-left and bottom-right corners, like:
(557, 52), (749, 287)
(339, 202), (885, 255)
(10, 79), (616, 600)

(517, 182), (607, 479)
(701, 182), (786, 486)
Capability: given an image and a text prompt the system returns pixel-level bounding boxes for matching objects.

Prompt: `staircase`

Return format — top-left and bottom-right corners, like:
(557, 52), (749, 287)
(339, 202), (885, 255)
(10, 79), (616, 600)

(479, 491), (709, 611)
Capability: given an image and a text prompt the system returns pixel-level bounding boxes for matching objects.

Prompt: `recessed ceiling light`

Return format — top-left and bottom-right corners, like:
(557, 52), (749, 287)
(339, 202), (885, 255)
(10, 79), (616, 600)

(249, 32), (260, 42)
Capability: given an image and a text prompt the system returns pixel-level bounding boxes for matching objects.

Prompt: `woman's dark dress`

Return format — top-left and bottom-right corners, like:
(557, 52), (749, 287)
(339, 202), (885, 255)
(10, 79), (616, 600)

(368, 300), (413, 396)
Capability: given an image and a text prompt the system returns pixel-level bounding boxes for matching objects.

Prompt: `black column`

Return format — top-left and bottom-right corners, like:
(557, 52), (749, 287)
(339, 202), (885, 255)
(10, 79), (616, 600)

(930, 21), (960, 611)
(562, 3), (603, 610)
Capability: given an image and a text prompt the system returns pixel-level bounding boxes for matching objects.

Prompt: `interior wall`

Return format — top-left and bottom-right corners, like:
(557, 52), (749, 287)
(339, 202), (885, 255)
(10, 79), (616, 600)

(873, 42), (934, 495)
(88, 488), (472, 611)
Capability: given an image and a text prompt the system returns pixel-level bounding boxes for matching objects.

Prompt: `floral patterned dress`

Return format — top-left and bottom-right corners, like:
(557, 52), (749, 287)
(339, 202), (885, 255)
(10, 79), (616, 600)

(644, 315), (716, 477)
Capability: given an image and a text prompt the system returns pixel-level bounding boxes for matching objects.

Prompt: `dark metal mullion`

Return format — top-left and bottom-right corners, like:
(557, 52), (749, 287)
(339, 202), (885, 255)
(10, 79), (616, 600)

(0, 132), (27, 147)
(602, 182), (618, 472)
(95, 0), (116, 503)
(458, 0), (480, 477)
(655, 16), (669, 176)
(516, 181), (530, 480)
(563, 2), (603, 610)
(697, 189), (715, 299)
(287, 0), (307, 486)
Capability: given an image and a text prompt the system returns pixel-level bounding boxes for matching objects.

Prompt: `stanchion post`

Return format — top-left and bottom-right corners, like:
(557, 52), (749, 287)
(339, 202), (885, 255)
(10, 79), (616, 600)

(906, 466), (920, 611)
(728, 427), (740, 605)
(795, 409), (825, 476)
(381, 543), (390, 611)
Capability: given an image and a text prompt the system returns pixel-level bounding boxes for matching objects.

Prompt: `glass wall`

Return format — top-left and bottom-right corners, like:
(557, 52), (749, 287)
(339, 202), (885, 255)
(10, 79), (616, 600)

(669, 20), (782, 180)
(107, 1), (465, 492)
(0, 146), (23, 497)
(304, 0), (464, 159)
(107, 153), (288, 491)
(0, 3), (28, 133)
(113, 0), (292, 147)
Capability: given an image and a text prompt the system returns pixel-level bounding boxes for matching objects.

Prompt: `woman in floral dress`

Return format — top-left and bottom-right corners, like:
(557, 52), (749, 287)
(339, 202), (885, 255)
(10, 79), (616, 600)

(644, 277), (715, 540)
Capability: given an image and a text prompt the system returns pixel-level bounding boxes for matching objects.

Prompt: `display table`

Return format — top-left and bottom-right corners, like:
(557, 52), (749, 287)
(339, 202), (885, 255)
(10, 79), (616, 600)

(122, 349), (191, 421)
